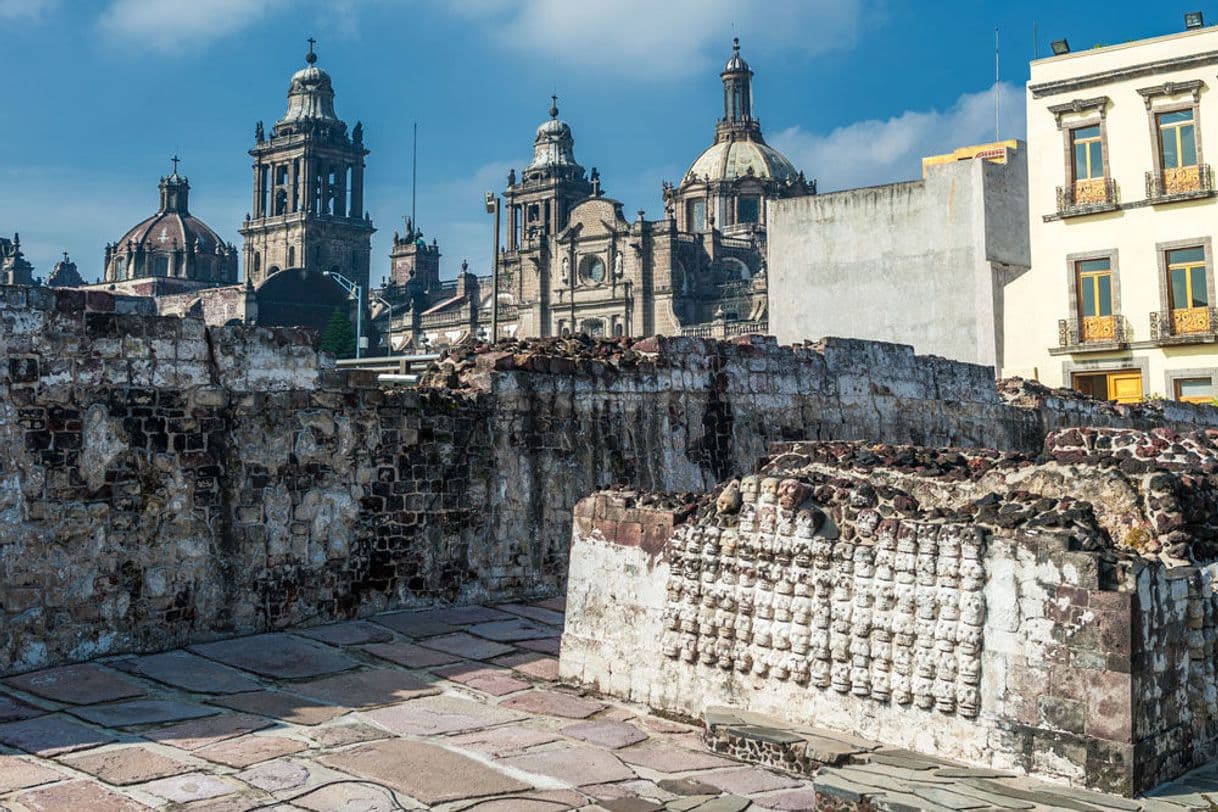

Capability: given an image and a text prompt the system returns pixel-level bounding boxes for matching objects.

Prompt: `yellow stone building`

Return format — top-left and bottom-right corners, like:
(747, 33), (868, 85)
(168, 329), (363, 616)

(1005, 24), (1218, 403)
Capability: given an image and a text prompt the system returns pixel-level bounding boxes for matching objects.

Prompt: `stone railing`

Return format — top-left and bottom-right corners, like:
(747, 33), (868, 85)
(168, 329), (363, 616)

(1146, 163), (1215, 201)
(477, 304), (520, 323)
(419, 309), (469, 329)
(680, 323), (714, 338)
(1150, 306), (1218, 344)
(680, 319), (769, 339)
(725, 320), (768, 336)
(719, 235), (756, 250)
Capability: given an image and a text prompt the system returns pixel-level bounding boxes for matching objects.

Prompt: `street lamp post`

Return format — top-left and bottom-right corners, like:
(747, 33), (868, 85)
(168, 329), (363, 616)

(323, 270), (363, 359)
(484, 191), (501, 343)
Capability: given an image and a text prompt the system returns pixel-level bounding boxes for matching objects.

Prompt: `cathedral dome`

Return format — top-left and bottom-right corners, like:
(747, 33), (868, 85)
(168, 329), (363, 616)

(115, 181), (228, 254)
(681, 138), (799, 185)
(104, 162), (238, 285)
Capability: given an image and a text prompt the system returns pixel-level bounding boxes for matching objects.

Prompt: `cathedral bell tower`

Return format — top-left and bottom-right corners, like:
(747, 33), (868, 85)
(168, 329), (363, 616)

(239, 40), (374, 292)
(504, 97), (592, 250)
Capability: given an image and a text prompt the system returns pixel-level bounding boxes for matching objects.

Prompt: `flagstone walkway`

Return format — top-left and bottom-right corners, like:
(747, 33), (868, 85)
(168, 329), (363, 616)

(0, 598), (1211, 811)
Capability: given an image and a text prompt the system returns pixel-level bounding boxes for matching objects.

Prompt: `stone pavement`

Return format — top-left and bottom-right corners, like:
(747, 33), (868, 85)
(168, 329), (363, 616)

(0, 599), (1207, 811)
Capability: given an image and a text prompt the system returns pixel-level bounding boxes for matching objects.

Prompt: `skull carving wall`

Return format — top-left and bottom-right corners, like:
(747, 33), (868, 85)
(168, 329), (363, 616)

(660, 476), (985, 718)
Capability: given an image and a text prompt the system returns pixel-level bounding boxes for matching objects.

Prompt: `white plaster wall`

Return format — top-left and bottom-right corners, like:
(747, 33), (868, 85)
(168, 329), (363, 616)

(768, 153), (1028, 372)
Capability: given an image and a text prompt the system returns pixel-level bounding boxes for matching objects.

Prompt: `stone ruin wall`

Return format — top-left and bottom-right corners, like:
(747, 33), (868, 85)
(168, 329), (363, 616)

(559, 430), (1218, 795)
(4, 282), (1218, 679)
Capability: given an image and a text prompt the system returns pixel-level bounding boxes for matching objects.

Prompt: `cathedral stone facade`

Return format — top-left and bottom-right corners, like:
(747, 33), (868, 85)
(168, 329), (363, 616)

(18, 38), (808, 353)
(0, 233), (36, 286)
(234, 42), (374, 333)
(379, 39), (814, 350)
(77, 44), (369, 333)
(239, 41), (374, 297)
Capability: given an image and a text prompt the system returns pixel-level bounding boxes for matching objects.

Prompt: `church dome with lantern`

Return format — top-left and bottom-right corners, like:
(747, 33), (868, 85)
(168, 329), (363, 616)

(665, 38), (814, 234)
(103, 160), (238, 285)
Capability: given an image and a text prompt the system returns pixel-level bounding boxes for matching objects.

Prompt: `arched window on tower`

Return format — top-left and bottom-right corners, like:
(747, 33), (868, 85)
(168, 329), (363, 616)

(288, 246), (296, 267)
(258, 165), (269, 216)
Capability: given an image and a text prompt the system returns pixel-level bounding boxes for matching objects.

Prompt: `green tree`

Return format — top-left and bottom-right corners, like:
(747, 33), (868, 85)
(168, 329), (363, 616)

(319, 307), (356, 358)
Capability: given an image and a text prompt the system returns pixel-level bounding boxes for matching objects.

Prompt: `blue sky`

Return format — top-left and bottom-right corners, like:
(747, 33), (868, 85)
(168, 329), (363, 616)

(0, 0), (1202, 284)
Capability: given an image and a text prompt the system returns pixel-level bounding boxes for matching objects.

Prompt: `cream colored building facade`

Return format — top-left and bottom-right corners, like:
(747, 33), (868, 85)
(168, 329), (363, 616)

(1006, 25), (1218, 403)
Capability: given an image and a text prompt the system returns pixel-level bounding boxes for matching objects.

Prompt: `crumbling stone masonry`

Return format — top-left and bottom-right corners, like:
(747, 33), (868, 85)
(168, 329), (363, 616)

(3, 282), (1218, 678)
(559, 430), (1218, 796)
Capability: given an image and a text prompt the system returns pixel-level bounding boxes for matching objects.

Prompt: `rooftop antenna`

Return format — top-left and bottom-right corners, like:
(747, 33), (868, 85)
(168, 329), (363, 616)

(994, 26), (1000, 141)
(1032, 20), (1039, 59)
(411, 122), (418, 230)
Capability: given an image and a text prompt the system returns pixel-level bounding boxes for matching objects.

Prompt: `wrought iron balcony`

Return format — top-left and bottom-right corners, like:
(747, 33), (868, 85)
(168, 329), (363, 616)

(1055, 178), (1119, 216)
(1056, 314), (1128, 351)
(1149, 307), (1218, 344)
(1145, 164), (1215, 202)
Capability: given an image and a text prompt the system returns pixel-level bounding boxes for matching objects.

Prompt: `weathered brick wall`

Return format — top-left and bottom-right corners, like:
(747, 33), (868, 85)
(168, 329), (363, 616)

(4, 284), (1218, 677)
(0, 286), (500, 673)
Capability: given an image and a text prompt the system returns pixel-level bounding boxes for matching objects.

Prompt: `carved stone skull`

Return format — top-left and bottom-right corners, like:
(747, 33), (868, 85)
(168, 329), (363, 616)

(778, 478), (810, 512)
(740, 475), (761, 504)
(716, 479), (742, 515)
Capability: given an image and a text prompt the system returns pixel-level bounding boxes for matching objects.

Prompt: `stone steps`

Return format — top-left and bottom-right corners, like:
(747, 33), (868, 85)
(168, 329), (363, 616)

(701, 707), (1210, 811)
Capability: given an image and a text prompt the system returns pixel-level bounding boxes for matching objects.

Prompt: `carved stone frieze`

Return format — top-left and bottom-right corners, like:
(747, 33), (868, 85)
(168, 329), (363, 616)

(661, 476), (985, 717)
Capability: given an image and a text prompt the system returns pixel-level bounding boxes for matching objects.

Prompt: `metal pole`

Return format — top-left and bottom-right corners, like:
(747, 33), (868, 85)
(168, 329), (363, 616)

(994, 26), (1000, 141)
(491, 196), (501, 343)
(411, 122), (418, 229)
(354, 284), (363, 359)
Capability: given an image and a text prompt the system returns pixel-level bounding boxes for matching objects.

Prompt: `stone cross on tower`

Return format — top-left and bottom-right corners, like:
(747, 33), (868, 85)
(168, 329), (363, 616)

(306, 37), (317, 64)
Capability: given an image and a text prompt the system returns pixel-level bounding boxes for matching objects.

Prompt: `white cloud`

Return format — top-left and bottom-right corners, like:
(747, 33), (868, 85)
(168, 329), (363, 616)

(443, 0), (866, 80)
(0, 0), (56, 20)
(97, 0), (288, 52)
(770, 82), (1027, 192)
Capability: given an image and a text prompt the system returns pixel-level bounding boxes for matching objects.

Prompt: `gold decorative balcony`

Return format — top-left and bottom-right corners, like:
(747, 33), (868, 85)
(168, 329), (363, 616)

(1082, 314), (1116, 341)
(1056, 315), (1128, 352)
(1054, 178), (1119, 216)
(1149, 307), (1218, 344)
(1146, 164), (1214, 201)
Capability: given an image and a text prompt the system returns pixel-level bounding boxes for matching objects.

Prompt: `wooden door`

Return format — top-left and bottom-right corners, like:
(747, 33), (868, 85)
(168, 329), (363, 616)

(1107, 372), (1143, 404)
